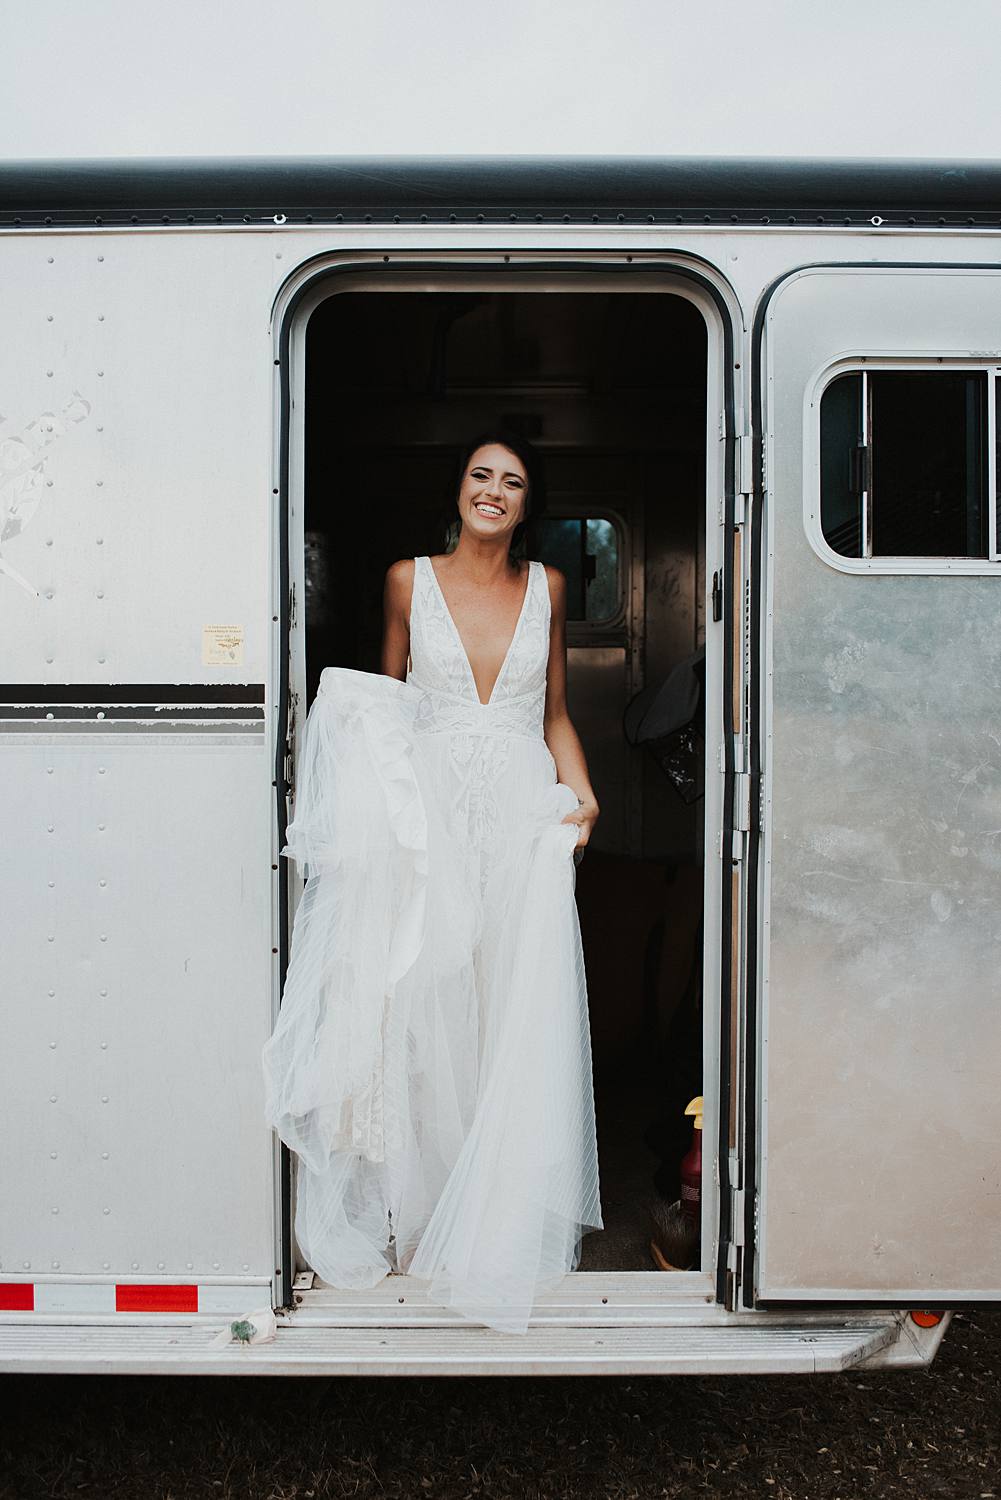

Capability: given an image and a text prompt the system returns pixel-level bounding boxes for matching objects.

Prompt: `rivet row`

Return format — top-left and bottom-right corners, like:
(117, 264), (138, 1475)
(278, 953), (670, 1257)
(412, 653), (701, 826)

(19, 1258), (239, 1272)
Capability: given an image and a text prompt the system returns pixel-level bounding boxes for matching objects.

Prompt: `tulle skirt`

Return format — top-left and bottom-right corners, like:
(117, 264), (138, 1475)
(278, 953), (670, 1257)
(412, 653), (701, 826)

(261, 667), (602, 1333)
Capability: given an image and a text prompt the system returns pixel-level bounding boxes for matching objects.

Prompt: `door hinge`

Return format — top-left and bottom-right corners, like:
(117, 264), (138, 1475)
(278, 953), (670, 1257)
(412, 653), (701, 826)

(719, 493), (746, 527)
(737, 432), (753, 500)
(730, 772), (752, 862)
(733, 771), (751, 833)
(731, 1187), (746, 1247)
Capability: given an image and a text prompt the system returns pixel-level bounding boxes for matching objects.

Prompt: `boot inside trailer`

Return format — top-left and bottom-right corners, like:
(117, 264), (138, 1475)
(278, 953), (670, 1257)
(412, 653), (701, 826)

(299, 289), (709, 1277)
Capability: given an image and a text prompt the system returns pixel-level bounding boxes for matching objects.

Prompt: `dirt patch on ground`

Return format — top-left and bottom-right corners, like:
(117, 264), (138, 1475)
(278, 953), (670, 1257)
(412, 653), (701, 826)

(1, 1309), (999, 1499)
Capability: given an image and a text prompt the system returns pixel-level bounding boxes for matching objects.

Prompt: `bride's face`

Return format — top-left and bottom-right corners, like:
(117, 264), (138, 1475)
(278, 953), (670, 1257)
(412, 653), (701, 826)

(457, 444), (528, 543)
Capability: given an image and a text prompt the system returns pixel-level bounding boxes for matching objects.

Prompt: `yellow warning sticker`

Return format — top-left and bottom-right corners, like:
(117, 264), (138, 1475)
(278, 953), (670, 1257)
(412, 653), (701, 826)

(202, 624), (245, 666)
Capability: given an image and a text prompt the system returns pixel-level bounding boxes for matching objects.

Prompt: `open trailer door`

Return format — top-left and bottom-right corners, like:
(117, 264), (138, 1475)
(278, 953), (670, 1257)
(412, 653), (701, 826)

(748, 263), (1001, 1304)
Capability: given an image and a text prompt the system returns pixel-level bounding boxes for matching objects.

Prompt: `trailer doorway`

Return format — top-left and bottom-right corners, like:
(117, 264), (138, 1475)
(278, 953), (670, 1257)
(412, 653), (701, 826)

(286, 273), (723, 1303)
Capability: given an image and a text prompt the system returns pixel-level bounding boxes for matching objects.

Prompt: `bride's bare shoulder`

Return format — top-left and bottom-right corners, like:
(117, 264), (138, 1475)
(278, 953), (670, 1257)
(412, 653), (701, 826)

(383, 557), (416, 606)
(541, 562), (567, 603)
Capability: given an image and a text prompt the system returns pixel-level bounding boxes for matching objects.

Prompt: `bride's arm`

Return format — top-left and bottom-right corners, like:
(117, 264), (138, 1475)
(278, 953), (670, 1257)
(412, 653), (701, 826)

(380, 558), (414, 680)
(542, 565), (600, 848)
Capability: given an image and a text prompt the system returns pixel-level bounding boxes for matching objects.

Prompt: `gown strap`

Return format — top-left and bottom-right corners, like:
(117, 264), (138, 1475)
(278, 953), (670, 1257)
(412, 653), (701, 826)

(407, 557), (427, 671)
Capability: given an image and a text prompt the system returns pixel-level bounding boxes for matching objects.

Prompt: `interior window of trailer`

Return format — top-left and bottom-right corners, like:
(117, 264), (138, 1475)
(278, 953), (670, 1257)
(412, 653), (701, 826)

(820, 369), (994, 559)
(536, 514), (621, 621)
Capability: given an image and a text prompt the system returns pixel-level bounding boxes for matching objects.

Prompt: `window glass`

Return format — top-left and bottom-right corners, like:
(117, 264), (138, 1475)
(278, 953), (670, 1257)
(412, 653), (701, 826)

(535, 514), (621, 621)
(585, 518), (619, 619)
(820, 370), (988, 559)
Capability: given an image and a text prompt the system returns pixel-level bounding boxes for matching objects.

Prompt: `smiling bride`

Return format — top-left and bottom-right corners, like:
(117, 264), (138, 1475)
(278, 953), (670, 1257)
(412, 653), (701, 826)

(262, 431), (603, 1333)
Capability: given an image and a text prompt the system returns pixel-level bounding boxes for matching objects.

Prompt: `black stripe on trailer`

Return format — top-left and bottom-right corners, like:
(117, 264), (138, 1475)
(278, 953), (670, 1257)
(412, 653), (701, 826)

(0, 155), (1000, 229)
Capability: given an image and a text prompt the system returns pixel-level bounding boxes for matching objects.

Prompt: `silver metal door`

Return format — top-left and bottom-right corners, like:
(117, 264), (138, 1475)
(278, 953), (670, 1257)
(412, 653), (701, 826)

(754, 265), (1001, 1301)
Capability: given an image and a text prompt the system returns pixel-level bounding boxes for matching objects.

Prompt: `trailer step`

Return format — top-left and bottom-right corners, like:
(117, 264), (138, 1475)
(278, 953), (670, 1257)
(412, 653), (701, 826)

(0, 1317), (897, 1376)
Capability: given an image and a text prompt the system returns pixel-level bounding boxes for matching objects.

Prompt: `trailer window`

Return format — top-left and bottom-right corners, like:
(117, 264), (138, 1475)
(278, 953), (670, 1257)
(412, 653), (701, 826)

(820, 369), (994, 560)
(536, 514), (621, 622)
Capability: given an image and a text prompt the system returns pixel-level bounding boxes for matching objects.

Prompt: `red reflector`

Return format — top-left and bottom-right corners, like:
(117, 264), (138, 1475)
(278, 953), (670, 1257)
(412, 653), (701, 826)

(115, 1284), (198, 1313)
(910, 1309), (944, 1328)
(0, 1284), (34, 1311)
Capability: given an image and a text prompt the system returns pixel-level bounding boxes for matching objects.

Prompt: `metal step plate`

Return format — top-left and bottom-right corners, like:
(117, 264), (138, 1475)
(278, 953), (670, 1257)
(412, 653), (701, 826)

(0, 1317), (897, 1376)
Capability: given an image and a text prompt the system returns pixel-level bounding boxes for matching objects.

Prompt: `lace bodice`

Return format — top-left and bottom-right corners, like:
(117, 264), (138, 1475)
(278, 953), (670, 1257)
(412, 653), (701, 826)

(407, 555), (551, 740)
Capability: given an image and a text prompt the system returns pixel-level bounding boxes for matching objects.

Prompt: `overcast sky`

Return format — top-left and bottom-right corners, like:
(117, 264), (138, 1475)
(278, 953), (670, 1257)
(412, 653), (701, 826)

(4, 0), (999, 160)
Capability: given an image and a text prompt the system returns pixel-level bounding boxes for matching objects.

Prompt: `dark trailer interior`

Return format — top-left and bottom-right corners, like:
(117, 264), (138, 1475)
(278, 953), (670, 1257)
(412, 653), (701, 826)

(300, 289), (708, 1272)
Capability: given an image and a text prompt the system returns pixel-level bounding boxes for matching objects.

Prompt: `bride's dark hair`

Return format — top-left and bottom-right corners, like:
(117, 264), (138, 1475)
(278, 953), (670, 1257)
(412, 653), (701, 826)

(441, 429), (547, 561)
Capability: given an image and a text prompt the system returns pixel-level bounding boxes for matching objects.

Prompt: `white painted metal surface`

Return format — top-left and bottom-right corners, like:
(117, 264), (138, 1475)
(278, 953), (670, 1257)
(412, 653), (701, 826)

(1, 733), (274, 1277)
(757, 266), (1001, 1299)
(0, 233), (275, 679)
(0, 231), (283, 1297)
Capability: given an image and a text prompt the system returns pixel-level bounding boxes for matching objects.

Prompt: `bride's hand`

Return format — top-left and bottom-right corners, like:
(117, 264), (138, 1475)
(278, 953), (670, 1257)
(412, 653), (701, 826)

(562, 797), (600, 849)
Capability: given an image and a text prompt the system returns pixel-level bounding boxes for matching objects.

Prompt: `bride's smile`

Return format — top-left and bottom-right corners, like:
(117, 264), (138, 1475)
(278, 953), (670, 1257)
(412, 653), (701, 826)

(459, 445), (528, 537)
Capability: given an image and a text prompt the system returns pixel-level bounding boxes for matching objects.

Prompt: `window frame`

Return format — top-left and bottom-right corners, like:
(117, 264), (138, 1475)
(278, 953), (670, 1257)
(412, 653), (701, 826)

(538, 500), (630, 634)
(806, 355), (1001, 576)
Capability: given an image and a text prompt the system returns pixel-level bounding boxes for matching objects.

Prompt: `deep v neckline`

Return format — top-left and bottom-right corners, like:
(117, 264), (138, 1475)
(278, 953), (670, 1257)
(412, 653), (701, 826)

(425, 557), (534, 707)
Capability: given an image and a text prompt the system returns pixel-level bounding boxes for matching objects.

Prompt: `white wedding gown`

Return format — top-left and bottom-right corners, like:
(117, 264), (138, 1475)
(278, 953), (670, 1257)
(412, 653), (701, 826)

(262, 555), (603, 1333)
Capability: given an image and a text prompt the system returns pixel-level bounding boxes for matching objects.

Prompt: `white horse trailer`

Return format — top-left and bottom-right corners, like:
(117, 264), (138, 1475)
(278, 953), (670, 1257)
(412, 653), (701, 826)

(2, 155), (999, 1376)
